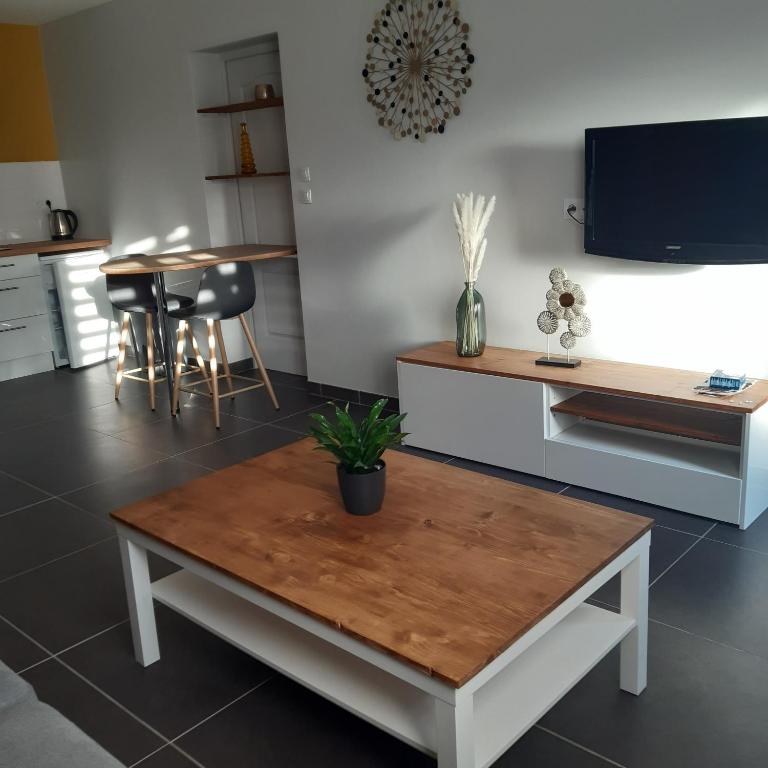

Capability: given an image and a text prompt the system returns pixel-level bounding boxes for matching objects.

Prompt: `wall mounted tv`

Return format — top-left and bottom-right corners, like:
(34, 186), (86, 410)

(585, 116), (768, 264)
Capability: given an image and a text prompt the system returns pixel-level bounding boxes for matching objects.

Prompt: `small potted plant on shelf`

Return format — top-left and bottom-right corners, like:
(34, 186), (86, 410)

(309, 399), (407, 516)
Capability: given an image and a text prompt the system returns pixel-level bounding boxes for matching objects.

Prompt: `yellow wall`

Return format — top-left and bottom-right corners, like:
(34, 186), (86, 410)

(0, 24), (57, 162)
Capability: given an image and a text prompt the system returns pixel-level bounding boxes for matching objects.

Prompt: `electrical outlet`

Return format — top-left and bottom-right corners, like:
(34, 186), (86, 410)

(299, 188), (312, 204)
(297, 167), (311, 182)
(563, 198), (584, 220)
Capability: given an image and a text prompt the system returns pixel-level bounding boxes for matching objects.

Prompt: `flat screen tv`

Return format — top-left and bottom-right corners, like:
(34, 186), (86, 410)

(584, 116), (768, 264)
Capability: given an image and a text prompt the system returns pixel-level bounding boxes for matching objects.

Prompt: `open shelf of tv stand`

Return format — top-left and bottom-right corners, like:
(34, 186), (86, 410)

(551, 391), (743, 446)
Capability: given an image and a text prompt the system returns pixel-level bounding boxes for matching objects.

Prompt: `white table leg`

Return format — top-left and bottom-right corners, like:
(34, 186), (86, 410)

(619, 536), (650, 694)
(435, 694), (474, 768)
(119, 536), (160, 666)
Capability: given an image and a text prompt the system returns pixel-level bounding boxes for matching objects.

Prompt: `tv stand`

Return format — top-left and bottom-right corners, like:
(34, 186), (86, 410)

(396, 342), (768, 529)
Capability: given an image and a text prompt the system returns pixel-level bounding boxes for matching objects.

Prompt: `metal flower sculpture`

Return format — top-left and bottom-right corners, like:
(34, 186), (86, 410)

(536, 266), (591, 368)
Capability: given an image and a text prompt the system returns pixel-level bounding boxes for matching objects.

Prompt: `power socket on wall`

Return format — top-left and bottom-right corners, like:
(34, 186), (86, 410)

(563, 198), (584, 221)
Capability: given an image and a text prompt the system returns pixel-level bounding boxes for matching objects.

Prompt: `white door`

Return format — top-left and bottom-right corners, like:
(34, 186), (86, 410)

(224, 46), (306, 375)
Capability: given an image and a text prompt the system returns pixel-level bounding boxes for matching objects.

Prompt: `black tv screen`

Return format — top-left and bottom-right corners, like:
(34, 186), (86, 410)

(584, 116), (768, 264)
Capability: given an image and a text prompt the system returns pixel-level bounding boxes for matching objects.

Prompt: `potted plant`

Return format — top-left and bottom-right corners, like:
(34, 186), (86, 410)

(309, 399), (407, 516)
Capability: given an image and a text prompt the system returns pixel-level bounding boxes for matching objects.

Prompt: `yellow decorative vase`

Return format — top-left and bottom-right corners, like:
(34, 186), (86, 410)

(239, 122), (256, 175)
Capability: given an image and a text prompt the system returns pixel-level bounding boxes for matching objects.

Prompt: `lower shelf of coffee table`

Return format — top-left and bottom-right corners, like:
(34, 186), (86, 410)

(152, 569), (633, 767)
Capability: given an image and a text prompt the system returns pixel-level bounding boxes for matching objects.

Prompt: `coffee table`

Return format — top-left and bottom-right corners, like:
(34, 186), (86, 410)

(112, 439), (651, 768)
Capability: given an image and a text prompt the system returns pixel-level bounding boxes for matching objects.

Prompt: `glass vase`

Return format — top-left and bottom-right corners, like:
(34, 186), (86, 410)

(456, 282), (486, 357)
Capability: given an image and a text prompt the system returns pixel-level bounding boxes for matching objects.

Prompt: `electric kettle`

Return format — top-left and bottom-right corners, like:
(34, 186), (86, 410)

(45, 200), (78, 240)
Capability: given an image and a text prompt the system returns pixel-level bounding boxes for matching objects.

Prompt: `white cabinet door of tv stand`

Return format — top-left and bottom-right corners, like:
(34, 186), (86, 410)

(397, 343), (768, 529)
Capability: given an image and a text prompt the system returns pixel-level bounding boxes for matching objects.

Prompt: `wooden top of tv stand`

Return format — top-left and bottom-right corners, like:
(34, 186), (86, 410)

(397, 342), (768, 415)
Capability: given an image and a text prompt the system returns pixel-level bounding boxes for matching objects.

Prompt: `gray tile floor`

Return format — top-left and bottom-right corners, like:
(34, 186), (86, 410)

(1, 361), (767, 767)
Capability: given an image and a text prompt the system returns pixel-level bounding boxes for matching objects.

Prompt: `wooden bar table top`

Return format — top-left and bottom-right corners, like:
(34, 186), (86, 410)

(111, 439), (652, 687)
(99, 243), (297, 275)
(398, 341), (768, 414)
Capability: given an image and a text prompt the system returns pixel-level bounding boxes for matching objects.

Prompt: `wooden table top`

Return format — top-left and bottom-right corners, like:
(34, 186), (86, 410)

(99, 244), (297, 275)
(0, 238), (110, 258)
(111, 439), (651, 687)
(398, 341), (768, 414)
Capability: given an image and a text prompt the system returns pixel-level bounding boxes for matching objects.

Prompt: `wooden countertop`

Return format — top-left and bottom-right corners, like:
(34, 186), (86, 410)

(111, 439), (652, 688)
(397, 341), (768, 414)
(0, 238), (111, 258)
(100, 243), (297, 275)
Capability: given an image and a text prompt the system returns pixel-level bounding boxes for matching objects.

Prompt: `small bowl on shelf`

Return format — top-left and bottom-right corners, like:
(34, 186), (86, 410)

(254, 83), (276, 100)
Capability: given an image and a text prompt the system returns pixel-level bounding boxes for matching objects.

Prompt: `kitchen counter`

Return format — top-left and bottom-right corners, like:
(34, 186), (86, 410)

(0, 238), (111, 258)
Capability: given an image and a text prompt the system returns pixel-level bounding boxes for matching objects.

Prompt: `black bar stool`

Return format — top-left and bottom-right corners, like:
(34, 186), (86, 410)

(107, 270), (206, 410)
(168, 261), (279, 428)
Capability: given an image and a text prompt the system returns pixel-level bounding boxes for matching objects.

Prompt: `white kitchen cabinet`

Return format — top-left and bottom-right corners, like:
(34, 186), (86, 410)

(0, 253), (52, 381)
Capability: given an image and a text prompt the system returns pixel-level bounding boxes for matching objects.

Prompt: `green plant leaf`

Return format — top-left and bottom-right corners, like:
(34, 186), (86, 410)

(308, 399), (409, 471)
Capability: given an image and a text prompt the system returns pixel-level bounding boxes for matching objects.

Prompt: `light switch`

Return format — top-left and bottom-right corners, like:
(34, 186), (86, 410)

(298, 167), (311, 182)
(300, 189), (312, 204)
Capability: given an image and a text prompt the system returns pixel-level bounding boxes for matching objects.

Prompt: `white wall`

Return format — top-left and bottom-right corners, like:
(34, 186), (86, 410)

(0, 161), (66, 242)
(41, 0), (768, 394)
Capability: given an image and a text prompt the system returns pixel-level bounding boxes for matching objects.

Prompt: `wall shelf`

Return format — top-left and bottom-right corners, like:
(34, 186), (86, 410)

(205, 171), (290, 181)
(197, 97), (284, 114)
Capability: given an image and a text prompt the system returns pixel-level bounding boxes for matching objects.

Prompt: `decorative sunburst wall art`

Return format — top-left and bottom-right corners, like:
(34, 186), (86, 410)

(362, 0), (475, 141)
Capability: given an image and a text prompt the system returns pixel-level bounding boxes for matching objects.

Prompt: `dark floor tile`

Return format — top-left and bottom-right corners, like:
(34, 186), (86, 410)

(449, 457), (568, 493)
(136, 746), (201, 768)
(0, 418), (166, 496)
(178, 674), (431, 768)
(707, 511), (768, 554)
(0, 471), (50, 516)
(0, 499), (114, 580)
(62, 359), (161, 401)
(218, 383), (325, 424)
(147, 551), (183, 581)
(274, 400), (375, 436)
(649, 538), (768, 659)
(563, 485), (713, 535)
(270, 405), (323, 436)
(62, 604), (272, 739)
(63, 458), (211, 518)
(392, 443), (453, 463)
(494, 725), (613, 767)
(0, 617), (48, 672)
(265, 368), (309, 390)
(179, 425), (302, 470)
(113, 402), (257, 458)
(360, 391), (399, 411)
(0, 366), (129, 433)
(541, 620), (768, 767)
(62, 393), (170, 436)
(589, 526), (697, 607)
(22, 658), (164, 765)
(0, 538), (125, 652)
(320, 383), (359, 403)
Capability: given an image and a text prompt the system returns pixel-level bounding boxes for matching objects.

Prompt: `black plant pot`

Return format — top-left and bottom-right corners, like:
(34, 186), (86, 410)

(336, 461), (386, 516)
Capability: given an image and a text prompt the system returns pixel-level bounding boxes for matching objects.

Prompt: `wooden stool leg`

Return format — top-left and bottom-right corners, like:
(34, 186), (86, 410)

(171, 320), (187, 416)
(214, 320), (235, 399)
(186, 325), (211, 394)
(239, 313), (279, 410)
(115, 313), (130, 400)
(128, 315), (142, 368)
(207, 319), (220, 428)
(145, 314), (156, 411)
